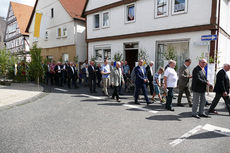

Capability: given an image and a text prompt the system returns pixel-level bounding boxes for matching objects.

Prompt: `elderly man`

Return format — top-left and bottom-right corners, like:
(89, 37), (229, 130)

(191, 59), (210, 118)
(134, 59), (151, 105)
(101, 59), (111, 97)
(146, 61), (155, 96)
(111, 62), (124, 102)
(208, 64), (230, 115)
(164, 60), (178, 111)
(177, 58), (192, 107)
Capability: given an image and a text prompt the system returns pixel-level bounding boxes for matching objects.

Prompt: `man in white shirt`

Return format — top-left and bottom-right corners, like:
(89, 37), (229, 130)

(101, 59), (111, 96)
(164, 60), (178, 111)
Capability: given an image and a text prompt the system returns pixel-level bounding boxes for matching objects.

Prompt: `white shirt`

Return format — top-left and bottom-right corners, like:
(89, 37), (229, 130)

(150, 66), (153, 76)
(71, 66), (74, 73)
(164, 67), (178, 88)
(140, 66), (145, 75)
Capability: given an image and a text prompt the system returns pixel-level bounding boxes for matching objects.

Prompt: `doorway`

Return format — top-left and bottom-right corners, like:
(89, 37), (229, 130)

(124, 43), (139, 71)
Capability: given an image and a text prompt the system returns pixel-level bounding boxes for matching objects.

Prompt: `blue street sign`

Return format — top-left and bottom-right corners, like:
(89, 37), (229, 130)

(201, 35), (217, 41)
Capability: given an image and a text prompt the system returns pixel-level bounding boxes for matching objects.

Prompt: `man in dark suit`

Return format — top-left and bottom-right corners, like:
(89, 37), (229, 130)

(88, 60), (97, 93)
(177, 58), (192, 107)
(54, 61), (63, 86)
(134, 59), (151, 105)
(208, 64), (230, 115)
(146, 61), (154, 95)
(191, 59), (210, 118)
(67, 62), (76, 89)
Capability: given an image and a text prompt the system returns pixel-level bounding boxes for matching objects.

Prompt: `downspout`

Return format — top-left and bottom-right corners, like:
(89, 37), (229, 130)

(85, 16), (88, 62)
(215, 0), (221, 72)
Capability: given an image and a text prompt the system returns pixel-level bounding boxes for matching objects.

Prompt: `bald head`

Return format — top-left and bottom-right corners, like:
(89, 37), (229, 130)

(138, 60), (144, 66)
(199, 58), (207, 68)
(223, 64), (230, 71)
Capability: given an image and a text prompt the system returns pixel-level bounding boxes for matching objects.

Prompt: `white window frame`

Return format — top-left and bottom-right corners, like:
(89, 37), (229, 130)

(154, 0), (169, 18)
(102, 11), (110, 28)
(172, 0), (188, 15)
(56, 27), (62, 39)
(125, 3), (136, 23)
(93, 14), (100, 29)
(94, 46), (111, 62)
(62, 27), (68, 37)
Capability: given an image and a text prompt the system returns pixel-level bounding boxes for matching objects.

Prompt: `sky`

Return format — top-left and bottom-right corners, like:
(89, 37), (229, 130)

(0, 0), (36, 18)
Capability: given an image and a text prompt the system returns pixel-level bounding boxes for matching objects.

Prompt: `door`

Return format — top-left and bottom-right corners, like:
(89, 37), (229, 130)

(125, 49), (138, 71)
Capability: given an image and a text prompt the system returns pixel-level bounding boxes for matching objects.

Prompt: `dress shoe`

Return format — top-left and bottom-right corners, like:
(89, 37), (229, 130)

(192, 114), (200, 119)
(189, 104), (193, 107)
(135, 101), (141, 105)
(167, 108), (175, 111)
(117, 99), (121, 102)
(147, 102), (152, 105)
(208, 110), (218, 114)
(205, 101), (211, 106)
(177, 103), (184, 107)
(199, 114), (209, 118)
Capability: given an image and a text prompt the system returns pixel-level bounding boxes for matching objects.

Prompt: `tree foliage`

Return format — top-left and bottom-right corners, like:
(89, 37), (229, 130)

(0, 48), (17, 78)
(113, 52), (123, 61)
(28, 45), (44, 84)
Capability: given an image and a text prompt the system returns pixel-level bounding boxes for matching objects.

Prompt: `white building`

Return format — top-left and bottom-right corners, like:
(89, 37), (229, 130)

(0, 17), (6, 49)
(26, 0), (87, 63)
(85, 0), (230, 83)
(4, 2), (33, 60)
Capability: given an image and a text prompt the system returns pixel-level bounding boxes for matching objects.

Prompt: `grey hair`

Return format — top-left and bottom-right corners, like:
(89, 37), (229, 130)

(169, 60), (176, 65)
(199, 58), (207, 63)
(149, 61), (154, 64)
(223, 63), (230, 67)
(116, 61), (121, 65)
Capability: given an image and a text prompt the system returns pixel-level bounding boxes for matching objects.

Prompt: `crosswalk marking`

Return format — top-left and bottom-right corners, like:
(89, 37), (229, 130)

(80, 94), (103, 100)
(202, 124), (230, 136)
(54, 88), (68, 92)
(169, 125), (203, 147)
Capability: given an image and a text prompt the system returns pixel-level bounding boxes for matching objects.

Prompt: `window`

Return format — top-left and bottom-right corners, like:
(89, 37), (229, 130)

(102, 12), (109, 28)
(94, 14), (100, 29)
(172, 0), (188, 15)
(57, 28), (61, 38)
(62, 54), (69, 62)
(126, 4), (135, 22)
(62, 28), (67, 37)
(45, 31), (48, 40)
(155, 0), (169, 18)
(51, 8), (54, 18)
(95, 47), (111, 62)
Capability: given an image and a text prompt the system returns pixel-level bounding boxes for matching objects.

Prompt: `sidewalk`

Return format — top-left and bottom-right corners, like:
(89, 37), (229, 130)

(0, 83), (46, 109)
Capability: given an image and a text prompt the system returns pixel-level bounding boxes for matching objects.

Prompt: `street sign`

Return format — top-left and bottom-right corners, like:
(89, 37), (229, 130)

(201, 35), (217, 41)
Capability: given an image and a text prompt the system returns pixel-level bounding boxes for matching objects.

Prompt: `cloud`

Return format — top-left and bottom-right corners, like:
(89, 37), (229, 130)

(0, 0), (36, 18)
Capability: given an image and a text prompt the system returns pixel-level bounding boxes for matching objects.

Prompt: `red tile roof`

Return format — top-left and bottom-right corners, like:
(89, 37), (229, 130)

(10, 1), (33, 35)
(60, 0), (87, 21)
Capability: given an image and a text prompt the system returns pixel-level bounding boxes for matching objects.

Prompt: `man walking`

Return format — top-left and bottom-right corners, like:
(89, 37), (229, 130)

(177, 58), (192, 107)
(88, 60), (97, 93)
(208, 64), (230, 115)
(101, 59), (111, 96)
(67, 62), (76, 89)
(191, 59), (210, 118)
(164, 60), (178, 111)
(134, 59), (151, 105)
(146, 61), (155, 95)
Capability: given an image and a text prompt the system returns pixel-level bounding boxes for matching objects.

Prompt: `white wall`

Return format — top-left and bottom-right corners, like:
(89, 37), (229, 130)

(75, 20), (87, 62)
(88, 30), (211, 71)
(217, 32), (230, 70)
(87, 0), (212, 39)
(28, 0), (75, 48)
(220, 0), (230, 34)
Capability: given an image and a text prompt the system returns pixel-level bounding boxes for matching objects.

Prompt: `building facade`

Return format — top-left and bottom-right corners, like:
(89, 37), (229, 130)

(4, 2), (33, 61)
(26, 0), (87, 63)
(85, 0), (230, 84)
(0, 17), (6, 49)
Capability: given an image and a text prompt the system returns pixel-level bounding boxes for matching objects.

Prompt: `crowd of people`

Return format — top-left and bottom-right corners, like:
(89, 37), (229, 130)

(43, 58), (230, 118)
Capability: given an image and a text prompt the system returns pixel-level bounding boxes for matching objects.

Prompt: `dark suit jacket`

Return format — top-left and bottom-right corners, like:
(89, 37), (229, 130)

(135, 66), (147, 86)
(178, 64), (191, 89)
(145, 65), (154, 82)
(191, 65), (208, 93)
(67, 66), (75, 78)
(213, 69), (229, 94)
(54, 65), (63, 74)
(88, 65), (96, 79)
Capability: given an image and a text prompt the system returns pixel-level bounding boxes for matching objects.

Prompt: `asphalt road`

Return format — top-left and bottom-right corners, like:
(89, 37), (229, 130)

(0, 86), (229, 153)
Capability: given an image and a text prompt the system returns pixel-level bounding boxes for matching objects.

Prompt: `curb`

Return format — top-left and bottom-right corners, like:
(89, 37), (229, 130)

(0, 86), (48, 111)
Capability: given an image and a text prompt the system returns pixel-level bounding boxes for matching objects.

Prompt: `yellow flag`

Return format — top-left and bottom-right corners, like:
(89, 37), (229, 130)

(34, 13), (42, 38)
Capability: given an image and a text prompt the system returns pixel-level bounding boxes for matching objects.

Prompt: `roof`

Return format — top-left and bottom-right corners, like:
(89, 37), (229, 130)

(26, 0), (87, 32)
(10, 1), (33, 35)
(60, 0), (87, 21)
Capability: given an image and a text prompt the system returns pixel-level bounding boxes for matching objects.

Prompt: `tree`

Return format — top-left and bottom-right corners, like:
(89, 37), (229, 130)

(0, 48), (17, 79)
(113, 52), (123, 61)
(163, 46), (177, 60)
(28, 45), (44, 85)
